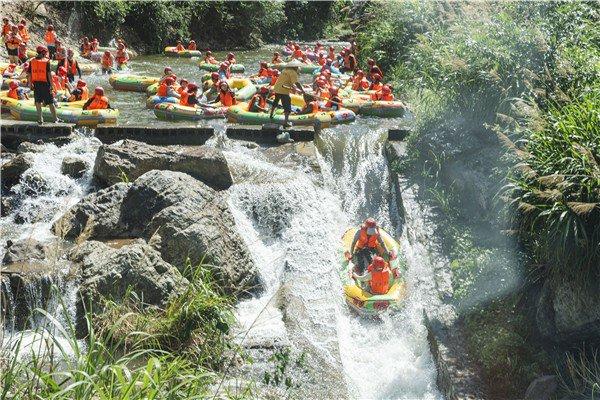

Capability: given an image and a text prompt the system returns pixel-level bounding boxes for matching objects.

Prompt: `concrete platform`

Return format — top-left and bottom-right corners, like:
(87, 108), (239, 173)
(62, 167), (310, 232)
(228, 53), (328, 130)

(226, 124), (315, 144)
(95, 124), (214, 145)
(1, 120), (75, 149)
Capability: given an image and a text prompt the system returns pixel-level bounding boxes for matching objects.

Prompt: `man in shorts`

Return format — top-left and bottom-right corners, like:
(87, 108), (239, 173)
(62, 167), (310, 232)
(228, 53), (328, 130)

(27, 46), (58, 124)
(270, 59), (303, 127)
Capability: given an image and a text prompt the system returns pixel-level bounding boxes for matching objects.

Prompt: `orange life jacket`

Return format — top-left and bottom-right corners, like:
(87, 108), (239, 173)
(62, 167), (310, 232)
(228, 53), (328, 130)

(1, 23), (10, 37)
(115, 49), (127, 63)
(258, 68), (269, 78)
(352, 77), (369, 91)
(6, 33), (21, 48)
(270, 76), (278, 86)
(188, 43), (196, 50)
(293, 49), (304, 58)
(52, 74), (66, 91)
(272, 56), (282, 64)
(204, 56), (217, 64)
(176, 44), (185, 51)
(7, 86), (19, 99)
(326, 96), (341, 109)
(61, 58), (78, 75)
(371, 92), (394, 101)
(305, 101), (319, 114)
(69, 86), (89, 101)
(247, 94), (266, 112)
(367, 264), (390, 294)
(219, 90), (236, 107)
(18, 27), (29, 42)
(370, 82), (383, 91)
(179, 90), (190, 106)
(30, 58), (49, 83)
(90, 42), (99, 52)
(355, 227), (380, 250)
(82, 42), (91, 55)
(176, 86), (186, 95)
(101, 54), (113, 68)
(318, 57), (326, 66)
(44, 31), (57, 45)
(157, 83), (169, 97)
(87, 95), (109, 110)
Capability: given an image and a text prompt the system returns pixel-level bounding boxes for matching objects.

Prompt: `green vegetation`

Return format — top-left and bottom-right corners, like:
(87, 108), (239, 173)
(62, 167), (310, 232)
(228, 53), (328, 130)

(356, 1), (600, 397)
(0, 265), (250, 399)
(66, 1), (346, 52)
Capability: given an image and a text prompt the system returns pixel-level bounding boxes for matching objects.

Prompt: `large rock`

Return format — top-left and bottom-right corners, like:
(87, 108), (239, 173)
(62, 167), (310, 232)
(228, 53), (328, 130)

(536, 279), (600, 344)
(122, 170), (261, 294)
(61, 156), (89, 179)
(93, 140), (233, 190)
(17, 141), (46, 154)
(70, 240), (188, 309)
(2, 238), (56, 265)
(1, 153), (33, 191)
(52, 182), (131, 241)
(524, 375), (558, 400)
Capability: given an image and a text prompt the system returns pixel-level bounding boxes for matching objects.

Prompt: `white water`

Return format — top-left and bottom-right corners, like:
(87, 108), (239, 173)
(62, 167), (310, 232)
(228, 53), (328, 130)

(225, 120), (442, 399)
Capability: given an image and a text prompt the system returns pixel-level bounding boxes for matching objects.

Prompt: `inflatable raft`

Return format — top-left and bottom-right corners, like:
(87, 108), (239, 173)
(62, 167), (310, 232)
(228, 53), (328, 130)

(153, 103), (229, 121)
(227, 104), (355, 127)
(10, 102), (118, 126)
(146, 95), (178, 109)
(341, 97), (406, 118)
(0, 90), (86, 113)
(109, 74), (159, 92)
(198, 61), (246, 73)
(163, 46), (202, 58)
(228, 78), (257, 101)
(339, 228), (407, 316)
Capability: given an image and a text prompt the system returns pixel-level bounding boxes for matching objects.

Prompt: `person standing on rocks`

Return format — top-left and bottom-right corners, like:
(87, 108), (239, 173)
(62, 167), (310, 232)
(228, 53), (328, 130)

(269, 59), (303, 127)
(27, 45), (59, 124)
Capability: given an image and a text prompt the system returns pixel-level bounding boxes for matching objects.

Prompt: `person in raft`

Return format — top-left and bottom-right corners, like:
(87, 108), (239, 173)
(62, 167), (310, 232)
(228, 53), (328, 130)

(352, 256), (400, 295)
(179, 83), (202, 107)
(2, 63), (18, 78)
(27, 46), (59, 124)
(371, 85), (395, 101)
(247, 86), (269, 113)
(82, 86), (111, 110)
(271, 51), (283, 64)
(101, 51), (114, 74)
(57, 49), (82, 83)
(7, 80), (29, 100)
(203, 50), (217, 64)
(17, 42), (28, 64)
(297, 93), (321, 115)
(175, 40), (185, 52)
(213, 81), (236, 107)
(157, 77), (180, 99)
(115, 43), (128, 69)
(68, 79), (89, 102)
(188, 40), (196, 50)
(269, 59), (303, 127)
(345, 218), (391, 274)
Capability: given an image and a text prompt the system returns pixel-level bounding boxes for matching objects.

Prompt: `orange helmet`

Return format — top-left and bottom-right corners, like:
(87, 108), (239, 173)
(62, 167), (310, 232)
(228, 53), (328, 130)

(164, 77), (175, 85)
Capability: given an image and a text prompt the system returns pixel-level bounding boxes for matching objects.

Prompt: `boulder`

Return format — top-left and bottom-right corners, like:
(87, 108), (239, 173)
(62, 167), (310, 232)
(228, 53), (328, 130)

(61, 156), (89, 179)
(1, 153), (33, 191)
(52, 182), (131, 241)
(70, 240), (188, 309)
(524, 375), (558, 400)
(2, 238), (55, 265)
(122, 170), (261, 294)
(536, 279), (600, 344)
(1, 196), (16, 217)
(17, 141), (46, 154)
(93, 140), (233, 190)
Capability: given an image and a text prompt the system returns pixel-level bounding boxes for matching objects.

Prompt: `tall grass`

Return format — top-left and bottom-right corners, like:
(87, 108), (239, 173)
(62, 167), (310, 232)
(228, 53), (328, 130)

(1, 264), (250, 400)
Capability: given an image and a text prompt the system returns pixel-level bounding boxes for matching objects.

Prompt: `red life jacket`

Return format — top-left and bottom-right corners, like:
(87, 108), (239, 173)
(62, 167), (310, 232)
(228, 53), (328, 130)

(352, 77), (369, 91)
(7, 86), (19, 99)
(188, 43), (196, 50)
(44, 30), (57, 45)
(247, 94), (266, 111)
(69, 86), (89, 101)
(293, 49), (304, 58)
(258, 68), (269, 77)
(219, 90), (236, 107)
(52, 74), (65, 91)
(355, 226), (380, 250)
(367, 263), (391, 294)
(101, 54), (113, 68)
(115, 49), (127, 63)
(179, 90), (190, 106)
(18, 26), (29, 42)
(176, 44), (185, 51)
(1, 23), (10, 37)
(157, 83), (169, 97)
(370, 82), (383, 91)
(30, 58), (49, 83)
(304, 101), (319, 114)
(87, 95), (109, 110)
(371, 92), (394, 101)
(326, 96), (342, 109)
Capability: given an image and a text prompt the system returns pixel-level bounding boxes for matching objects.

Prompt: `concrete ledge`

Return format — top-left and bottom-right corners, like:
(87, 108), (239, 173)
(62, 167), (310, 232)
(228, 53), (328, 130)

(226, 124), (315, 144)
(1, 120), (75, 149)
(95, 125), (214, 145)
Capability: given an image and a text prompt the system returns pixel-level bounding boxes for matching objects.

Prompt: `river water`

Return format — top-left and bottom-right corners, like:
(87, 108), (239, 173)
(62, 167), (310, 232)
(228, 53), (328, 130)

(1, 46), (442, 399)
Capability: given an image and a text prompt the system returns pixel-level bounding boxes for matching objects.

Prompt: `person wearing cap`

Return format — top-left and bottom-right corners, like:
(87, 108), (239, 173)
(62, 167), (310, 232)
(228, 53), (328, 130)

(156, 76), (180, 99)
(352, 255), (399, 295)
(226, 52), (236, 65)
(115, 43), (128, 69)
(27, 46), (59, 124)
(44, 25), (57, 59)
(83, 86), (111, 110)
(7, 80), (29, 100)
(68, 80), (89, 102)
(297, 93), (320, 115)
(180, 82), (202, 107)
(247, 86), (269, 113)
(371, 85), (395, 101)
(347, 218), (390, 273)
(269, 59), (302, 127)
(213, 81), (236, 107)
(17, 42), (28, 64)
(17, 21), (30, 44)
(1, 17), (11, 41)
(159, 67), (176, 84)
(203, 50), (217, 64)
(57, 49), (82, 83)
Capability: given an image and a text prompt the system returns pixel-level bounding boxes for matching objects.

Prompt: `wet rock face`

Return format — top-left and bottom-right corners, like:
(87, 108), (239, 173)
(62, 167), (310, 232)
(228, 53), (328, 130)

(17, 141), (46, 154)
(70, 240), (188, 310)
(523, 375), (558, 400)
(536, 279), (600, 345)
(61, 156), (89, 179)
(54, 170), (261, 297)
(3, 238), (52, 265)
(93, 139), (233, 190)
(1, 153), (34, 191)
(52, 182), (131, 241)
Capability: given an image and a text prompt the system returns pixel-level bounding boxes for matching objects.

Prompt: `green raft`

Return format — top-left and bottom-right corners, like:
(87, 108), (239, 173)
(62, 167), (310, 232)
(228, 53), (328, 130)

(154, 103), (228, 121)
(109, 74), (159, 92)
(341, 98), (407, 118)
(198, 61), (245, 73)
(227, 105), (355, 127)
(10, 102), (118, 126)
(164, 46), (202, 58)
(268, 63), (319, 75)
